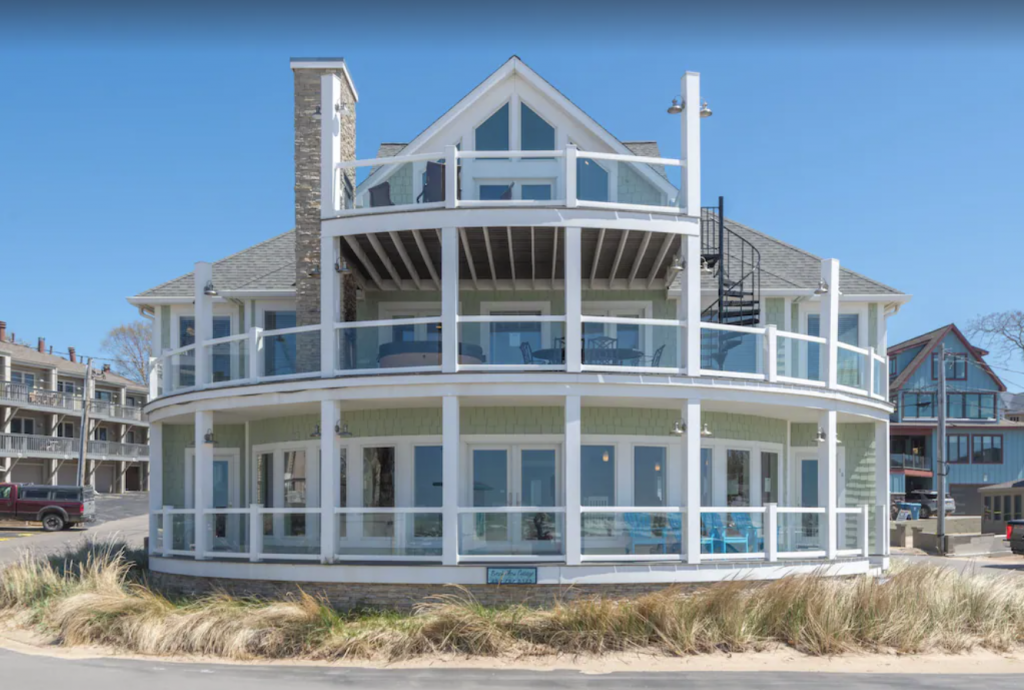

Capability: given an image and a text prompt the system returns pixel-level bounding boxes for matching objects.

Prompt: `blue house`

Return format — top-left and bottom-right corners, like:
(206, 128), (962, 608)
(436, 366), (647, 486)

(889, 324), (1024, 515)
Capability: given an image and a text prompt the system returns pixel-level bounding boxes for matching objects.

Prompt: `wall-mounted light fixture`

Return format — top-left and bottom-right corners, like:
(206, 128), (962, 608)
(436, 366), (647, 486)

(203, 429), (216, 444)
(699, 101), (713, 118)
(335, 259), (350, 274)
(671, 254), (685, 272)
(670, 421), (686, 436)
(335, 419), (352, 437)
(700, 423), (713, 437)
(814, 279), (830, 296)
(308, 264), (321, 278)
(667, 97), (683, 115)
(203, 280), (218, 297)
(815, 427), (827, 443)
(310, 424), (321, 439)
(700, 257), (714, 275)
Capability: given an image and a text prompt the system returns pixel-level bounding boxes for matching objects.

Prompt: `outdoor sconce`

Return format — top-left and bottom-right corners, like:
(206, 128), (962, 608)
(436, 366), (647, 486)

(335, 259), (351, 274)
(667, 97), (712, 118)
(203, 429), (216, 445)
(814, 279), (830, 296)
(699, 101), (713, 118)
(700, 423), (713, 437)
(335, 420), (352, 437)
(308, 264), (321, 278)
(671, 254), (685, 272)
(310, 424), (322, 439)
(670, 421), (686, 436)
(203, 280), (218, 297)
(700, 257), (714, 275)
(815, 427), (827, 443)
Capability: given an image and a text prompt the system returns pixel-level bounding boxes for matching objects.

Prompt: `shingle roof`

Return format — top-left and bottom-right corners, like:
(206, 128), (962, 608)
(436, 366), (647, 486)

(0, 340), (146, 391)
(135, 230), (295, 299)
(622, 142), (668, 179)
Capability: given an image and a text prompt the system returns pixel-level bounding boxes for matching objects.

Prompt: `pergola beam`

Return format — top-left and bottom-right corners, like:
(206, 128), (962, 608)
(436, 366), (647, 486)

(628, 231), (652, 286)
(589, 228), (606, 290)
(366, 233), (404, 288)
(551, 227), (559, 283)
(411, 230), (441, 290)
(482, 227), (499, 289)
(647, 233), (674, 288)
(458, 228), (480, 289)
(342, 235), (386, 290)
(388, 232), (423, 290)
(608, 230), (630, 288)
(506, 227), (516, 290)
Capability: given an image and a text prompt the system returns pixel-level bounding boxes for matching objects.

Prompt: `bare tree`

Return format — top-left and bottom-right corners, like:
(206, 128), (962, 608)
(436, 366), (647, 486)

(967, 311), (1024, 365)
(101, 321), (151, 385)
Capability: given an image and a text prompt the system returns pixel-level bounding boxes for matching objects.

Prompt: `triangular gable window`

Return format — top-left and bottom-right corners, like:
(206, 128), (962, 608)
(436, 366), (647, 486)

(521, 103), (554, 151)
(475, 103), (509, 151)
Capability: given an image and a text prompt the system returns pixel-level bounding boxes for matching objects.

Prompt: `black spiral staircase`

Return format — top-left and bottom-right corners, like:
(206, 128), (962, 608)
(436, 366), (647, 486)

(700, 197), (762, 370)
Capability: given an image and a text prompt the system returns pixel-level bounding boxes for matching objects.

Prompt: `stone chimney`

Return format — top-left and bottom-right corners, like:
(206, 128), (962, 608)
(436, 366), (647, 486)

(37, 337), (45, 353)
(68, 347), (76, 363)
(290, 58), (357, 370)
(0, 321), (6, 342)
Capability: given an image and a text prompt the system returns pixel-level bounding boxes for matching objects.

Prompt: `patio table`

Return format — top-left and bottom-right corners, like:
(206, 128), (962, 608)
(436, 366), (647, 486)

(532, 347), (645, 366)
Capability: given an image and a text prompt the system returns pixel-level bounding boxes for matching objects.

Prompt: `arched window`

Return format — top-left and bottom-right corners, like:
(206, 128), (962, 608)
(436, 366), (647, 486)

(475, 103), (509, 151)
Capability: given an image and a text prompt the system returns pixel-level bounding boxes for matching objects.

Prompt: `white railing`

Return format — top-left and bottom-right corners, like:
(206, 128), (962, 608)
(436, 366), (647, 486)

(331, 145), (686, 217)
(201, 332), (250, 387)
(161, 343), (197, 394)
(0, 433), (148, 459)
(580, 506), (684, 562)
(334, 507), (443, 561)
(458, 315), (567, 371)
(579, 316), (684, 373)
(334, 317), (444, 376)
(0, 382), (82, 411)
(456, 506), (567, 562)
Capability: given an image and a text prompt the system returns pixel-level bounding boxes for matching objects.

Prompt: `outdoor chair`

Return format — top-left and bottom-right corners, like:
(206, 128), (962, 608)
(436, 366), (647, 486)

(417, 162), (445, 203)
(369, 182), (394, 208)
(646, 344), (666, 368)
(731, 512), (763, 552)
(623, 513), (666, 554)
(499, 182), (515, 200)
(585, 335), (618, 364)
(520, 341), (535, 364)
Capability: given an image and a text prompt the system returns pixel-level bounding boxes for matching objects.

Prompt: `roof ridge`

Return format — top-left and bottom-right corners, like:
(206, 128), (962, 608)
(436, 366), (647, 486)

(723, 217), (902, 295)
(233, 260), (297, 290)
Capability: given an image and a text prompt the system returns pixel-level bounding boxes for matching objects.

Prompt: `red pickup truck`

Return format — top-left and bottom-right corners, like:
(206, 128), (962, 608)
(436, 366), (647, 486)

(0, 483), (96, 531)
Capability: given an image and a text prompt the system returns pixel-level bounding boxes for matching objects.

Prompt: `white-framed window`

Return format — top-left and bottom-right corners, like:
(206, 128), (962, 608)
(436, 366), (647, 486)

(377, 302), (443, 344)
(582, 301), (653, 352)
(57, 422), (74, 438)
(94, 427), (108, 441)
(11, 371), (35, 389)
(57, 380), (78, 395)
(479, 301), (552, 365)
(11, 418), (35, 435)
(476, 179), (556, 201)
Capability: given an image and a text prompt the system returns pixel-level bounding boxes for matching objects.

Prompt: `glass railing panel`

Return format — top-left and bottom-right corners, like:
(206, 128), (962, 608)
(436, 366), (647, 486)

(458, 511), (565, 557)
(261, 327), (320, 378)
(777, 334), (824, 382)
(838, 510), (860, 552)
(873, 358), (886, 396)
(165, 347), (197, 391)
(335, 512), (443, 558)
(205, 337), (249, 385)
(578, 322), (680, 369)
(205, 512), (250, 555)
(261, 511), (321, 556)
(336, 321), (444, 372)
(837, 346), (866, 389)
(169, 513), (196, 553)
(777, 511), (824, 554)
(343, 160), (420, 211)
(575, 155), (683, 211)
(457, 320), (564, 366)
(699, 510), (764, 555)
(151, 513), (164, 553)
(701, 327), (763, 376)
(458, 151), (566, 203)
(581, 511), (682, 556)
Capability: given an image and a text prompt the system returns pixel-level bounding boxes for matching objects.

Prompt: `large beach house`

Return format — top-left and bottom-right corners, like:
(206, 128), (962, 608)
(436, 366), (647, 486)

(130, 57), (907, 601)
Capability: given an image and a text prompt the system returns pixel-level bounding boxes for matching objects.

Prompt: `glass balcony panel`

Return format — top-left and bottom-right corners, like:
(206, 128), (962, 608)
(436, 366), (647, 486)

(346, 161), (419, 211)
(699, 511), (764, 555)
(457, 321), (564, 366)
(169, 513), (196, 553)
(873, 358), (886, 396)
(837, 347), (866, 388)
(576, 155), (682, 211)
(262, 329), (320, 378)
(458, 151), (565, 203)
(581, 511), (682, 556)
(166, 348), (197, 391)
(205, 513), (250, 555)
(337, 322), (445, 372)
(261, 512), (320, 556)
(777, 512), (824, 554)
(205, 338), (248, 385)
(777, 335), (824, 382)
(838, 512), (860, 551)
(701, 328), (763, 376)
(457, 512), (565, 557)
(579, 323), (679, 369)
(335, 512), (443, 557)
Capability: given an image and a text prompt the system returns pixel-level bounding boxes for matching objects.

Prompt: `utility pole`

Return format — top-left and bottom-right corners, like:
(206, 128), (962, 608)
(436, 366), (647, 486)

(937, 343), (947, 556)
(76, 358), (92, 487)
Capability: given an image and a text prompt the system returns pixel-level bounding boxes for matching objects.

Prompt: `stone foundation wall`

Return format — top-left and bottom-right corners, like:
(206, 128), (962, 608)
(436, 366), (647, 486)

(149, 571), (699, 611)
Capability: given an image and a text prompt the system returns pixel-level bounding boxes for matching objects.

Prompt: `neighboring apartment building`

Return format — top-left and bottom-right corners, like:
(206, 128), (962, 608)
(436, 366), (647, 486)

(129, 57), (906, 598)
(0, 323), (150, 493)
(888, 323), (1024, 515)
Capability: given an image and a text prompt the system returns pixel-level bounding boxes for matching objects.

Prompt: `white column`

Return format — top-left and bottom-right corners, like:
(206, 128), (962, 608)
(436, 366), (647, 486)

(442, 395), (460, 565)
(765, 503), (778, 562)
(148, 356), (159, 399)
(681, 71), (701, 215)
(248, 327), (263, 380)
(564, 395), (582, 566)
(193, 262), (213, 389)
(565, 144), (578, 208)
(441, 227), (459, 373)
(320, 73), (342, 218)
(320, 234), (339, 377)
(683, 399), (702, 564)
(766, 324), (778, 382)
(819, 409), (838, 559)
(565, 227), (582, 373)
(875, 420), (890, 556)
(445, 145), (458, 209)
(320, 399), (338, 563)
(194, 410), (212, 559)
(820, 258), (840, 390)
(682, 234), (701, 376)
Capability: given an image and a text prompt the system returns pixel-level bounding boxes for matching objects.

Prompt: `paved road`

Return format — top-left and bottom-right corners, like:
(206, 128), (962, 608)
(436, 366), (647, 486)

(0, 493), (148, 564)
(0, 648), (1021, 688)
(893, 552), (1024, 578)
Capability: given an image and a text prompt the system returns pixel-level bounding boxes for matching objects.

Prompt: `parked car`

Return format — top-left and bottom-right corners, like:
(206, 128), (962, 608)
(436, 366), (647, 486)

(0, 483), (96, 531)
(907, 490), (956, 519)
(1009, 520), (1024, 556)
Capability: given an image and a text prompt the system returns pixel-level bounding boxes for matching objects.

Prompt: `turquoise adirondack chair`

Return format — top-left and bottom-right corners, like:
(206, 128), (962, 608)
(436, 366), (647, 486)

(623, 513), (666, 554)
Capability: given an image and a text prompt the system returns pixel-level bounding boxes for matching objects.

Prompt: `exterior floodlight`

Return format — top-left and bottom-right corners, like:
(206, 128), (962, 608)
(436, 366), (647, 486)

(203, 281), (218, 297)
(814, 279), (829, 296)
(701, 423), (713, 437)
(699, 101), (713, 118)
(671, 421), (686, 436)
(667, 98), (683, 115)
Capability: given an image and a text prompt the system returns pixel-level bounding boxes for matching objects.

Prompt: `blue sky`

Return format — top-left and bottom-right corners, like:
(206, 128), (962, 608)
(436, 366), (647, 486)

(1, 3), (1022, 385)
